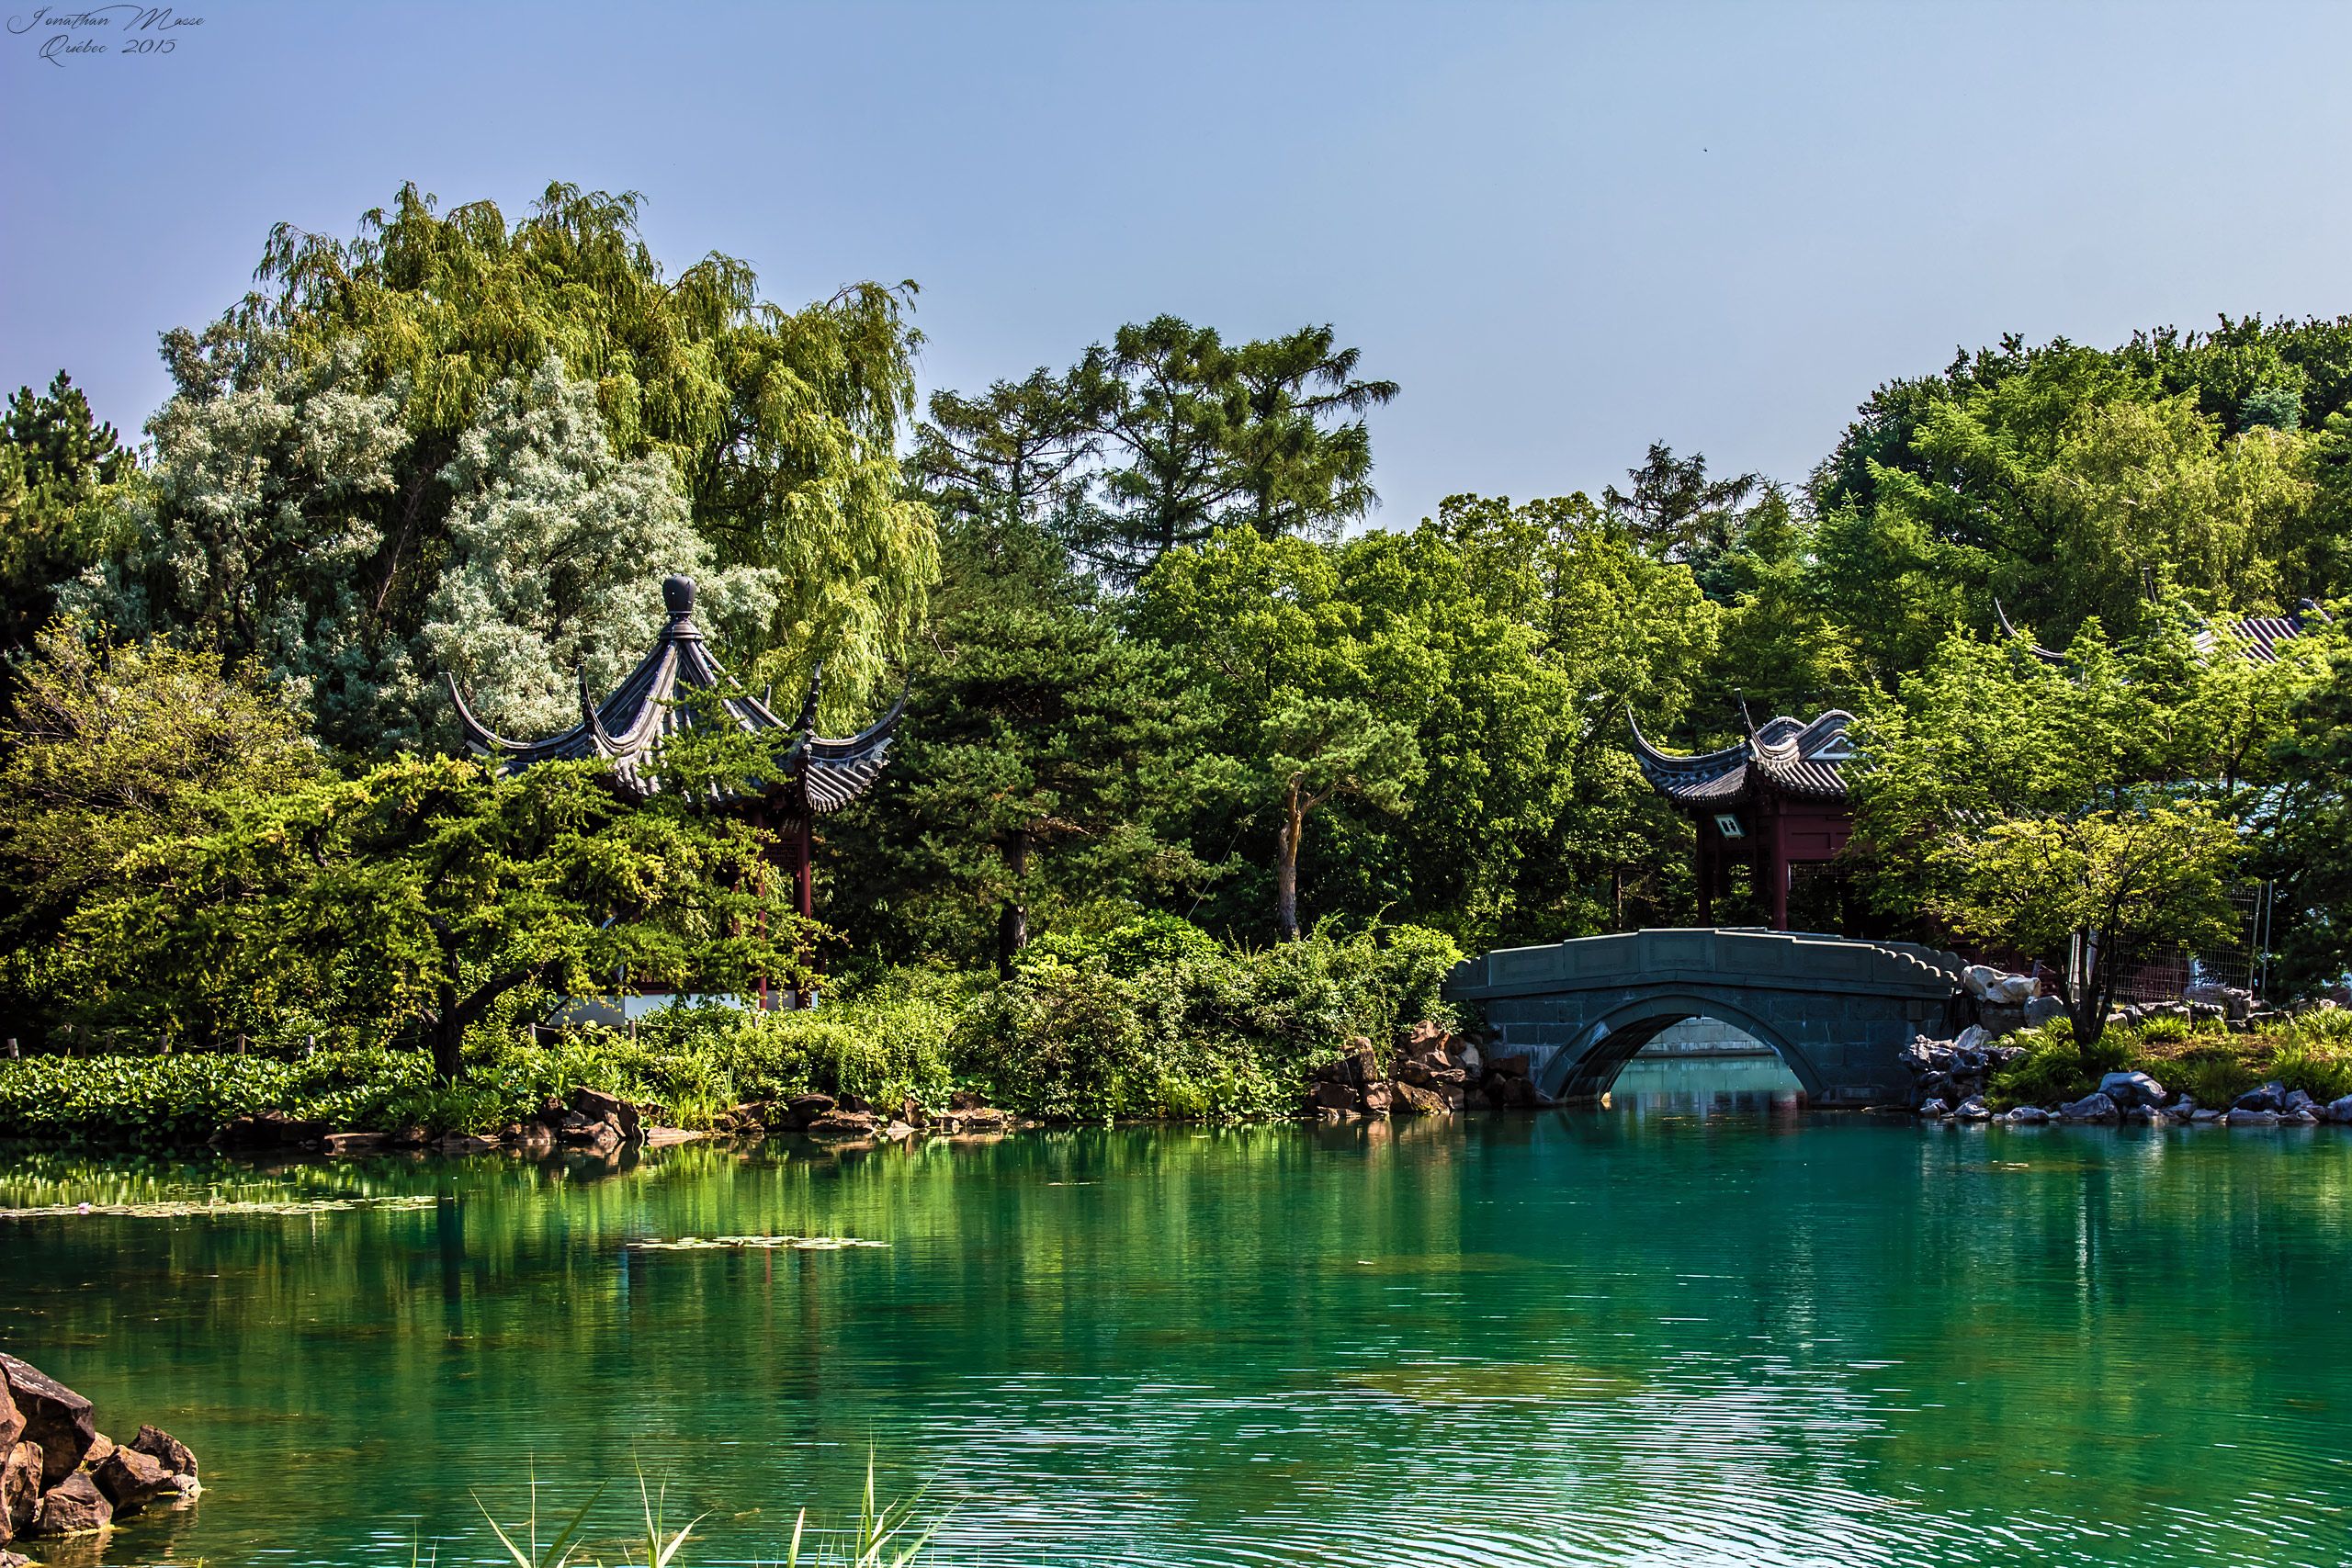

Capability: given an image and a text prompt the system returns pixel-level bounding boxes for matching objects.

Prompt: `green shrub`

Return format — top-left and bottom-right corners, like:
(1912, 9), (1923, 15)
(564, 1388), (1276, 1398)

(1986, 1023), (2094, 1110)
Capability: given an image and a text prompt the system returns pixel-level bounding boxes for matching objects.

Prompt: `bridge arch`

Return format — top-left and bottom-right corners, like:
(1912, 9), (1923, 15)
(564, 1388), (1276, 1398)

(1540, 990), (1825, 1101)
(1443, 928), (1962, 1107)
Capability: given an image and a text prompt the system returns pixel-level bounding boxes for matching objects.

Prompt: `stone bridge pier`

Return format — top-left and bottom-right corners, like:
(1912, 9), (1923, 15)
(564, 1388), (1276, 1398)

(1442, 928), (1964, 1105)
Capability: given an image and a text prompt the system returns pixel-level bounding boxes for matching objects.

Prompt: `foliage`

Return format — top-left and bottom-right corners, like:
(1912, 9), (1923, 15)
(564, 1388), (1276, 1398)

(0, 372), (135, 663)
(2256, 626), (2352, 991)
(70, 183), (933, 751)
(0, 621), (324, 1037)
(60, 755), (804, 1078)
(1985, 1009), (2352, 1111)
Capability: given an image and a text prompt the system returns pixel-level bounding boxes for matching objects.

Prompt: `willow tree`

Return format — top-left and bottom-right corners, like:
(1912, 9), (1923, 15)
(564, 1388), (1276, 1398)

(78, 182), (933, 750)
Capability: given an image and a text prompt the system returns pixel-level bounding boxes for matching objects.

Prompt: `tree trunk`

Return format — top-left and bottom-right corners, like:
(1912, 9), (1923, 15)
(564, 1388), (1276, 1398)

(1275, 780), (1303, 942)
(997, 829), (1032, 977)
(431, 1010), (464, 1084)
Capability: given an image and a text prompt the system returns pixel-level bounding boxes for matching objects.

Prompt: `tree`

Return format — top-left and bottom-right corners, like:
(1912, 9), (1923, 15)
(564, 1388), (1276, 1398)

(1225, 325), (1397, 540)
(1259, 691), (1422, 940)
(68, 756), (799, 1078)
(0, 374), (133, 662)
(1603, 442), (1759, 566)
(910, 369), (1097, 535)
(0, 621), (323, 1038)
(1852, 620), (2304, 1043)
(73, 182), (933, 749)
(830, 513), (1230, 972)
(2256, 626), (2352, 992)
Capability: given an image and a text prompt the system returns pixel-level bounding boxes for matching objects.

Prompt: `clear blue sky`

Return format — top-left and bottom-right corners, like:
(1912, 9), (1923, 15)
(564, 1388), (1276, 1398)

(6, 0), (2350, 525)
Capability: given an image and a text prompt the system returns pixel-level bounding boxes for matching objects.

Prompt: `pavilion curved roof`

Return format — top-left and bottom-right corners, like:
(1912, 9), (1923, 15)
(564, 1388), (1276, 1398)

(1996, 597), (2330, 666)
(1629, 707), (1856, 807)
(446, 573), (901, 821)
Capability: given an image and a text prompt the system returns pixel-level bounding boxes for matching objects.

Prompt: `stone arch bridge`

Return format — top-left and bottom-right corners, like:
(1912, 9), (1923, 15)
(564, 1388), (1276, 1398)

(1442, 929), (1965, 1105)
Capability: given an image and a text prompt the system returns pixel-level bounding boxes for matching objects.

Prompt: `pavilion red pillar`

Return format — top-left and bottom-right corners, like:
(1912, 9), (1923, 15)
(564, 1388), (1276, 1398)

(1765, 798), (1791, 931)
(794, 817), (814, 920)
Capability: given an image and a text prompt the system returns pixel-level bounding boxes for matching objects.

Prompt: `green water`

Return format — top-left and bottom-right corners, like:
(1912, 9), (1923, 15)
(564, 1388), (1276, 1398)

(3, 1100), (2349, 1568)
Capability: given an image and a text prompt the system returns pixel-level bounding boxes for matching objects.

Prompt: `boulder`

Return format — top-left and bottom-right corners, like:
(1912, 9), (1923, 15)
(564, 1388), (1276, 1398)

(2, 1443), (40, 1538)
(92, 1447), (170, 1515)
(2228, 1108), (2281, 1126)
(1917, 1098), (1950, 1118)
(953, 1108), (1009, 1133)
(1360, 1082), (1394, 1114)
(570, 1088), (642, 1143)
(1391, 1082), (1449, 1116)
(1989, 975), (2037, 1004)
(836, 1092), (880, 1115)
(897, 1097), (927, 1129)
(0, 1358), (94, 1488)
(2192, 1108), (2225, 1123)
(129, 1427), (196, 1481)
(2023, 996), (2066, 1028)
(1961, 964), (2003, 999)
(2233, 1081), (2285, 1114)
(2098, 1071), (2167, 1110)
(2289, 1106), (2320, 1124)
(1457, 1042), (1484, 1075)
(322, 1131), (388, 1156)
(803, 1111), (881, 1141)
(2328, 1094), (2352, 1123)
(437, 1133), (501, 1156)
(27, 1472), (108, 1538)
(1954, 1096), (1992, 1122)
(0, 1377), (17, 1454)
(81, 1431), (113, 1470)
(2057, 1092), (2120, 1122)
(1952, 1024), (1993, 1053)
(1306, 1080), (1363, 1113)
(879, 1120), (915, 1143)
(785, 1093), (837, 1128)
(1490, 1054), (1532, 1080)
(1396, 1056), (1467, 1090)
(1312, 1044), (1379, 1089)
(947, 1089), (987, 1111)
(2164, 1095), (2198, 1118)
(212, 1110), (330, 1150)
(2005, 1105), (2050, 1124)
(2281, 1089), (2318, 1116)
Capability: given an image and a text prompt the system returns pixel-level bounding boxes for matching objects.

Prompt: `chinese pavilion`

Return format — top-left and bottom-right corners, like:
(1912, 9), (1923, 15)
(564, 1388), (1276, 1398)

(1630, 707), (1858, 931)
(446, 574), (901, 925)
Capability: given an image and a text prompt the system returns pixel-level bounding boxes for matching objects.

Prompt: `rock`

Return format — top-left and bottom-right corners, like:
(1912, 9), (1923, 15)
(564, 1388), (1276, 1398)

(129, 1427), (196, 1481)
(2, 1443), (40, 1538)
(92, 1447), (170, 1515)
(1990, 976), (2037, 1004)
(1361, 1082), (1394, 1114)
(570, 1088), (642, 1143)
(2124, 1104), (2158, 1123)
(2227, 1108), (2281, 1125)
(322, 1131), (387, 1156)
(27, 1472), (109, 1538)
(803, 1111), (881, 1141)
(897, 1097), (927, 1129)
(505, 1122), (556, 1154)
(81, 1431), (113, 1470)
(1396, 1056), (1467, 1089)
(437, 1133), (501, 1156)
(2289, 1106), (2320, 1124)
(2281, 1089), (2318, 1116)
(1391, 1082), (1449, 1116)
(1457, 1042), (1484, 1075)
(1951, 1024), (1992, 1052)
(1307, 1080), (1363, 1112)
(0, 1377), (17, 1455)
(0, 1357), (95, 1488)
(212, 1110), (330, 1150)
(2057, 1092), (2120, 1122)
(1961, 964), (2003, 999)
(2006, 1105), (2050, 1124)
(2164, 1095), (2197, 1118)
(2098, 1071), (2167, 1110)
(1917, 1098), (1950, 1118)
(2233, 1081), (2285, 1114)
(954, 1108), (1009, 1132)
(1313, 1044), (1380, 1089)
(2022, 996), (2066, 1028)
(1, 1551), (30, 1567)
(879, 1119), (915, 1142)
(1490, 1054), (1531, 1079)
(947, 1089), (987, 1111)
(2328, 1094), (2352, 1123)
(387, 1124), (430, 1147)
(785, 1093), (837, 1128)
(2192, 1108), (2224, 1123)
(1954, 1096), (1992, 1121)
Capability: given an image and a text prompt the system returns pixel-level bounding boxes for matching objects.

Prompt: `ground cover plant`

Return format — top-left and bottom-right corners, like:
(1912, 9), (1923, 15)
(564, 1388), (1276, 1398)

(1985, 1008), (2352, 1111)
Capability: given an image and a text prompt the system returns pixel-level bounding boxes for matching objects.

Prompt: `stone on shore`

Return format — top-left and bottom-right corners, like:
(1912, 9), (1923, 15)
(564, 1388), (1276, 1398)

(2233, 1081), (2285, 1114)
(2328, 1094), (2352, 1123)
(129, 1427), (196, 1481)
(0, 1380), (17, 1457)
(2, 1443), (40, 1540)
(785, 1093), (837, 1128)
(2227, 1108), (2281, 1126)
(1392, 1082), (1449, 1116)
(804, 1111), (881, 1141)
(2097, 1070), (2167, 1109)
(1489, 1054), (1531, 1079)
(0, 1358), (94, 1489)
(27, 1472), (108, 1538)
(91, 1447), (170, 1515)
(1954, 1096), (1991, 1121)
(2004, 1105), (2049, 1123)
(2057, 1092), (2120, 1122)
(570, 1087), (643, 1144)
(1917, 1097), (1950, 1118)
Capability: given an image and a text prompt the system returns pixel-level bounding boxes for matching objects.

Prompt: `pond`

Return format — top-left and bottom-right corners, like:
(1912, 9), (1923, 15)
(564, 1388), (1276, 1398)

(3, 1100), (2348, 1567)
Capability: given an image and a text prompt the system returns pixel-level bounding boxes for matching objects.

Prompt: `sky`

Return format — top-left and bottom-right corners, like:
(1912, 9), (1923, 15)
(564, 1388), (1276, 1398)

(6, 0), (2352, 528)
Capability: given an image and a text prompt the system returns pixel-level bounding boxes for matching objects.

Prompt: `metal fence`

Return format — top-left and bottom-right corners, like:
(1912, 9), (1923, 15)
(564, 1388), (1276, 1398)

(2092, 880), (2275, 1007)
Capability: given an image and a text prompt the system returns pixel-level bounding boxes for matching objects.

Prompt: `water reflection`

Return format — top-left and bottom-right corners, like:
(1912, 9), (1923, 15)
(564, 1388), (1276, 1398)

(1, 1113), (2347, 1568)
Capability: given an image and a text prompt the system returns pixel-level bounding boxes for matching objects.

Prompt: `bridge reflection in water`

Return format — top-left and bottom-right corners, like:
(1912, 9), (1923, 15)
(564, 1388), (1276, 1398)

(1611, 1015), (1808, 1115)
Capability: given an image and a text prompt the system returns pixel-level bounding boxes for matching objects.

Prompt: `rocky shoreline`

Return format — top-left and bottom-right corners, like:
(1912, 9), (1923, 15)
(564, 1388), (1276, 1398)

(1302, 1022), (1546, 1119)
(1, 1355), (198, 1561)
